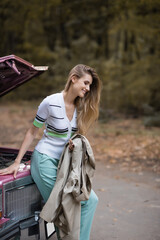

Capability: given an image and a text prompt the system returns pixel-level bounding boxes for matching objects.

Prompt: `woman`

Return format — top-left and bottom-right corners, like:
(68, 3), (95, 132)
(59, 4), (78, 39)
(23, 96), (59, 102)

(0, 64), (101, 240)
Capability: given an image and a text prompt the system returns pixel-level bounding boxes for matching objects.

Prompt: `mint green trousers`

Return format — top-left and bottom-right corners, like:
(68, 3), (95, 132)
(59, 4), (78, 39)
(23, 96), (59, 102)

(31, 150), (98, 240)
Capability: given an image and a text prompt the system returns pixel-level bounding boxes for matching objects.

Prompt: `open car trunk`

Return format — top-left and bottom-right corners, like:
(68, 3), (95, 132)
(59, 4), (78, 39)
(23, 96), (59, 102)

(0, 54), (48, 97)
(0, 55), (55, 239)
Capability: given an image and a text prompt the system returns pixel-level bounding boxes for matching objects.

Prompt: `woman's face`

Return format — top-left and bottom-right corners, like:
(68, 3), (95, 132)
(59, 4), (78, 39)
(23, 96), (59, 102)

(72, 73), (93, 98)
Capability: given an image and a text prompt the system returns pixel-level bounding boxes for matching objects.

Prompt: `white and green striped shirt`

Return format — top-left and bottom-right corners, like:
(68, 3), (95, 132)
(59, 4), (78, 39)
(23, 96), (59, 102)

(33, 92), (77, 159)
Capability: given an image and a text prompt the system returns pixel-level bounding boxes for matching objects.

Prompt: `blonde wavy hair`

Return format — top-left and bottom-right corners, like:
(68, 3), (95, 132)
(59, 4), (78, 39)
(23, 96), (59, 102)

(64, 64), (101, 135)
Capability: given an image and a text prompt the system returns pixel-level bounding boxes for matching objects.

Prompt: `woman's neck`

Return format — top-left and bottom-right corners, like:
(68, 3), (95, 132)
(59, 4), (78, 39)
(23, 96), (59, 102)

(62, 89), (76, 106)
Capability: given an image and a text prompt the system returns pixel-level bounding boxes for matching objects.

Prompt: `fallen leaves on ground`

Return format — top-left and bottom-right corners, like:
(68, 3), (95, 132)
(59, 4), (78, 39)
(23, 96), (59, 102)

(88, 118), (160, 174)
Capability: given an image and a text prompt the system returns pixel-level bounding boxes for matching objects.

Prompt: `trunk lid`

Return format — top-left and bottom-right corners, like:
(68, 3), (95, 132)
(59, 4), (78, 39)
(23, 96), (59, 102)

(0, 54), (48, 97)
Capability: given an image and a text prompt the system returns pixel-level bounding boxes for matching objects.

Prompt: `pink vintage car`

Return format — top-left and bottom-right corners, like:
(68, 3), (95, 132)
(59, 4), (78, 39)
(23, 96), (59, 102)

(0, 55), (55, 239)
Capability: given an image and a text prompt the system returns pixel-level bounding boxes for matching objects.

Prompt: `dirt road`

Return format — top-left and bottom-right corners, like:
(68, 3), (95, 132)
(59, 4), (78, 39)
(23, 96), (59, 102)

(48, 161), (160, 240)
(90, 161), (160, 240)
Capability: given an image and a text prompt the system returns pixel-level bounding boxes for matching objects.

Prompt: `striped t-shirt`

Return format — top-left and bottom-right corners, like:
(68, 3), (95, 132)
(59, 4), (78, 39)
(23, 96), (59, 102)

(33, 92), (77, 159)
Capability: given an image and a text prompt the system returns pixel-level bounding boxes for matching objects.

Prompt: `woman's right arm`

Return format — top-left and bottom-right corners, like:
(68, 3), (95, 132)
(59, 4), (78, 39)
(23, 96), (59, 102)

(0, 124), (39, 178)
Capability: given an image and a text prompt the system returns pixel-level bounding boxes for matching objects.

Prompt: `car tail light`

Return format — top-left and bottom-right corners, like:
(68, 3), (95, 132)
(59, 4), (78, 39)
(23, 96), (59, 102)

(3, 176), (42, 221)
(0, 189), (2, 218)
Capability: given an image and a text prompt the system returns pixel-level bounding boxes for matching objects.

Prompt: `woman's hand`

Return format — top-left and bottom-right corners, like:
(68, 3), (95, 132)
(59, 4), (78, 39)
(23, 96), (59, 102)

(0, 161), (20, 179)
(0, 125), (39, 179)
(69, 139), (74, 152)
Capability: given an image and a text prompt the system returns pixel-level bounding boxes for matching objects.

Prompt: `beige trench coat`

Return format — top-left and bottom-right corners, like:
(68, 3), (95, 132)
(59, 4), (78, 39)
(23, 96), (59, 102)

(40, 134), (95, 240)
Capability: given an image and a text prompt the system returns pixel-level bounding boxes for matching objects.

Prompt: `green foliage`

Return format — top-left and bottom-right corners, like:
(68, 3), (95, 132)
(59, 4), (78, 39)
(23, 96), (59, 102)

(143, 114), (160, 127)
(0, 0), (160, 117)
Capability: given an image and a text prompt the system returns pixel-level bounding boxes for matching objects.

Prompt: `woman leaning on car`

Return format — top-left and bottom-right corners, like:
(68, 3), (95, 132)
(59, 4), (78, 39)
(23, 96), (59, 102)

(0, 64), (101, 240)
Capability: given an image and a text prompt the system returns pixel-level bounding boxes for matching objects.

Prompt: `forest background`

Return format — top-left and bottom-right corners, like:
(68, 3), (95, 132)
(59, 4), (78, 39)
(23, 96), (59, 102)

(0, 0), (160, 124)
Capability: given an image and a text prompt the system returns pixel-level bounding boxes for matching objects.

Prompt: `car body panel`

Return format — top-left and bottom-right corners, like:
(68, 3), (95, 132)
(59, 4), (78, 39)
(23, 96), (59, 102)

(0, 55), (53, 239)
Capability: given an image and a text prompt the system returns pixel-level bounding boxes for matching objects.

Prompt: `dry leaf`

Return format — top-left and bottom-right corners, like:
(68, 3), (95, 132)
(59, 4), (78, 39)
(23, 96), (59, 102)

(98, 188), (106, 192)
(114, 176), (120, 180)
(109, 159), (117, 164)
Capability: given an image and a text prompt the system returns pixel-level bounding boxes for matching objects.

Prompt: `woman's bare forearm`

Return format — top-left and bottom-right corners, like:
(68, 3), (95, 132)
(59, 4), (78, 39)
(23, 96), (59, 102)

(15, 125), (39, 164)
